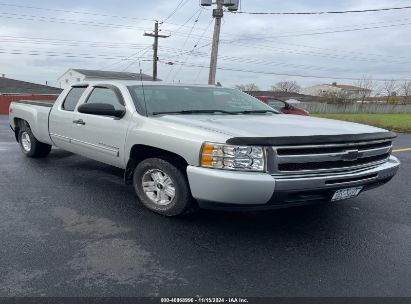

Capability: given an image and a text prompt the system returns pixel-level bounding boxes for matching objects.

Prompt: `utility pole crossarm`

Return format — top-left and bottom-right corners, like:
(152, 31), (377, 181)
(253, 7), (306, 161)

(144, 33), (170, 38)
(144, 21), (170, 81)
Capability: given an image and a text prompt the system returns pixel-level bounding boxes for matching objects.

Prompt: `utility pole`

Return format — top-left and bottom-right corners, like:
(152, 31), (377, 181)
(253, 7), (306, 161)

(201, 0), (239, 85)
(208, 0), (223, 85)
(144, 21), (169, 81)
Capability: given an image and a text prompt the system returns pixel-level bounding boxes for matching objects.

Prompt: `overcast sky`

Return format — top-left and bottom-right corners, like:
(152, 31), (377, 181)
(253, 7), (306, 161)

(0, 0), (411, 89)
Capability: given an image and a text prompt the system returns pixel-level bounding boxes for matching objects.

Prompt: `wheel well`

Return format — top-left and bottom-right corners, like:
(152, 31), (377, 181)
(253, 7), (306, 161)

(13, 118), (29, 142)
(124, 145), (188, 185)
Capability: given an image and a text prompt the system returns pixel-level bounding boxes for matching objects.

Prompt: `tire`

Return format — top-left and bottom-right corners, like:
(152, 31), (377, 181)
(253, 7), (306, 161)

(133, 157), (194, 216)
(18, 128), (51, 158)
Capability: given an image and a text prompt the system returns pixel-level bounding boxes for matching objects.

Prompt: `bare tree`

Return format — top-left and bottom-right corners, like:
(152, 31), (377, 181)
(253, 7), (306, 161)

(355, 75), (375, 103)
(270, 81), (301, 93)
(401, 81), (411, 104)
(319, 90), (353, 104)
(234, 83), (260, 91)
(381, 80), (399, 103)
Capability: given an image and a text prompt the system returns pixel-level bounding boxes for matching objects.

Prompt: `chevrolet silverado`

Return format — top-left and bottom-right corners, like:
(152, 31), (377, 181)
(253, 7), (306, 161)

(8, 81), (400, 216)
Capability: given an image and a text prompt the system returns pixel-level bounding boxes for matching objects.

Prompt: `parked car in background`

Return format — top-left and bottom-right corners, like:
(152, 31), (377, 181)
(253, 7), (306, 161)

(256, 96), (309, 116)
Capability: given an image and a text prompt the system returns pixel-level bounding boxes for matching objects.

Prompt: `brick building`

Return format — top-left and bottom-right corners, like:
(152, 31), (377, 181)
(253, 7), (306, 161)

(0, 76), (62, 114)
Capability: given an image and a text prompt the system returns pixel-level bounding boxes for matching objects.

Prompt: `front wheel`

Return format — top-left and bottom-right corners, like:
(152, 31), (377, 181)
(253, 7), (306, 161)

(18, 129), (51, 158)
(133, 157), (194, 216)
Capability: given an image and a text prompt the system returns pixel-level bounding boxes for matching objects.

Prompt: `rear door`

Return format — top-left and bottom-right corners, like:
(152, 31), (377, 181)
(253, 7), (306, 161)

(49, 86), (88, 151)
(71, 85), (130, 168)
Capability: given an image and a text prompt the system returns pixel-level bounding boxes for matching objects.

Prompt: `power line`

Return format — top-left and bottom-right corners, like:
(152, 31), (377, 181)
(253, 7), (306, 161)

(160, 45), (359, 75)
(100, 46), (152, 70)
(2, 2), (410, 41)
(9, 31), (401, 65)
(0, 48), (153, 61)
(0, 36), (209, 58)
(0, 35), (206, 54)
(0, 46), (408, 82)
(0, 2), (210, 31)
(161, 0), (190, 24)
(162, 61), (411, 82)
(193, 45), (212, 83)
(165, 9), (203, 81)
(223, 20), (411, 41)
(3, 11), (409, 43)
(172, 17), (213, 80)
(0, 45), (202, 64)
(167, 7), (202, 34)
(0, 12), (215, 42)
(270, 40), (411, 62)
(215, 55), (354, 73)
(121, 48), (152, 72)
(0, 12), (151, 31)
(1, 33), (409, 67)
(1, 41), (406, 73)
(7, 8), (408, 45)
(228, 5), (411, 15)
(160, 48), (405, 74)
(0, 37), (151, 50)
(220, 40), (411, 65)
(0, 2), (259, 41)
(231, 17), (411, 40)
(0, 3), (148, 24)
(225, 41), (408, 63)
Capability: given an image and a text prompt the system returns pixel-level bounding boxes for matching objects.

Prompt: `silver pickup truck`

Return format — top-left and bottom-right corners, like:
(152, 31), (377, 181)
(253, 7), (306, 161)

(9, 81), (400, 216)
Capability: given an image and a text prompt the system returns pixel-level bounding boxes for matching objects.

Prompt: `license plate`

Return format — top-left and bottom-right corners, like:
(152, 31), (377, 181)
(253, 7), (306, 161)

(331, 186), (363, 201)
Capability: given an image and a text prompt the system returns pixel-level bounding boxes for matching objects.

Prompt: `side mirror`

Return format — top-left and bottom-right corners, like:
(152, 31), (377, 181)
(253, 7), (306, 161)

(78, 103), (125, 118)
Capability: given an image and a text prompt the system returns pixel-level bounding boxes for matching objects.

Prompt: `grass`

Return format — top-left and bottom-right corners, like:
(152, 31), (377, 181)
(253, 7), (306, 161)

(313, 113), (411, 133)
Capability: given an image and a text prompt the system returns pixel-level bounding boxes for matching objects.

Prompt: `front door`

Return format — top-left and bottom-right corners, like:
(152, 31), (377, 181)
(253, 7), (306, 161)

(71, 85), (130, 168)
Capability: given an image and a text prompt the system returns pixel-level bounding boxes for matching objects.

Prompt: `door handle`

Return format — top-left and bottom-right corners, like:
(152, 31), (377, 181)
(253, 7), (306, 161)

(72, 119), (86, 125)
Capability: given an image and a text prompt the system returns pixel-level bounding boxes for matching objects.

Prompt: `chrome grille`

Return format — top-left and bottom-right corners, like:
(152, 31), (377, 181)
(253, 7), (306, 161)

(271, 139), (392, 175)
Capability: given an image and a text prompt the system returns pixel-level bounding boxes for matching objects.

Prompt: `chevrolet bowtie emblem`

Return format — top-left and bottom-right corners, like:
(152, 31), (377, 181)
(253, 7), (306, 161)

(341, 149), (360, 161)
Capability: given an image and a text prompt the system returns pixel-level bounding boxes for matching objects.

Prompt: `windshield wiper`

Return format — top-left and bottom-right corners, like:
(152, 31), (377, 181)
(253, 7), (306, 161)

(232, 110), (278, 114)
(152, 110), (237, 115)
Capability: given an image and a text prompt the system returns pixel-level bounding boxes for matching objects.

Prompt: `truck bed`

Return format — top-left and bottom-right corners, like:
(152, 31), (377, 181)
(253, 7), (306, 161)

(9, 100), (54, 145)
(13, 100), (55, 107)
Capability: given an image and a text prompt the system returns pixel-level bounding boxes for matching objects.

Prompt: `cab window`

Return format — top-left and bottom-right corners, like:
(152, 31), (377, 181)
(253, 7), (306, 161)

(86, 87), (125, 111)
(62, 87), (87, 111)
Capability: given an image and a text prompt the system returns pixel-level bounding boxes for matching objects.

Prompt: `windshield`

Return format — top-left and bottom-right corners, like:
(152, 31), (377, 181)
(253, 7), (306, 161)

(128, 85), (279, 115)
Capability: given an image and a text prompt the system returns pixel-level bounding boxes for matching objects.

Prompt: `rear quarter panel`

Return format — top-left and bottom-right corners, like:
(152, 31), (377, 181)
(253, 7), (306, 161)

(9, 102), (53, 145)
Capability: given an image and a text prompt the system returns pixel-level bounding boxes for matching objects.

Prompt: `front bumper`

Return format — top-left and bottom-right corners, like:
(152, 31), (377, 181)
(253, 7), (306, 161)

(186, 156), (400, 210)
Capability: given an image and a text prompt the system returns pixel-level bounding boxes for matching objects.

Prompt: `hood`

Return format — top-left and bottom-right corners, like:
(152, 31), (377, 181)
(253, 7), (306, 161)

(154, 114), (386, 139)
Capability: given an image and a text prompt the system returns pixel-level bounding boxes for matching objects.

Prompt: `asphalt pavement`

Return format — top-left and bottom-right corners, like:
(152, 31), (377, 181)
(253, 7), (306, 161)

(0, 115), (410, 297)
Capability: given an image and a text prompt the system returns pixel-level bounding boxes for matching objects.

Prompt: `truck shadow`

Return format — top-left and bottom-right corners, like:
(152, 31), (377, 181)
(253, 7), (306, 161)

(181, 202), (344, 234)
(42, 149), (359, 240)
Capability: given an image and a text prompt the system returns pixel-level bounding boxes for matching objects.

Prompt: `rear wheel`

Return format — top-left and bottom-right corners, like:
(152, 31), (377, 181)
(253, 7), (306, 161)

(18, 128), (51, 158)
(133, 157), (194, 216)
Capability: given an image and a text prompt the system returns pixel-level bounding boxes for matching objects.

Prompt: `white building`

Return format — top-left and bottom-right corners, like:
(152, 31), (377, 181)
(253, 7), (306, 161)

(300, 82), (370, 99)
(58, 69), (154, 89)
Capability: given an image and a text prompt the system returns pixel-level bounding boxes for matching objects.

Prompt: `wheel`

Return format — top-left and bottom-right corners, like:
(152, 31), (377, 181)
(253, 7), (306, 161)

(133, 157), (194, 216)
(18, 129), (51, 158)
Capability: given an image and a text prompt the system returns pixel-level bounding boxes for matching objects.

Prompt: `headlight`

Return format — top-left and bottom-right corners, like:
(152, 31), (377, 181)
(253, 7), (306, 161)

(200, 142), (265, 172)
